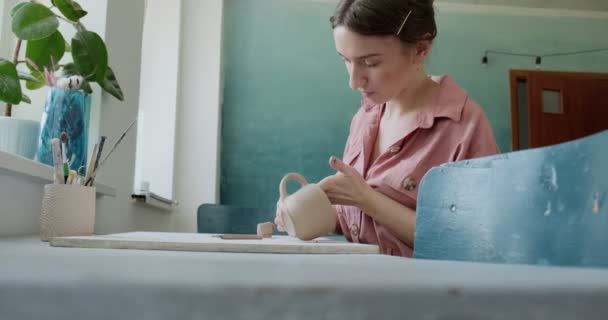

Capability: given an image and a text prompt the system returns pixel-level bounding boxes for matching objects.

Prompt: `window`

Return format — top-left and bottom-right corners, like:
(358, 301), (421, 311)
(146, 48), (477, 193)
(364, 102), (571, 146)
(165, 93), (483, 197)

(132, 0), (223, 213)
(0, 0), (5, 42)
(0, 0), (11, 59)
(542, 89), (563, 114)
(133, 0), (182, 201)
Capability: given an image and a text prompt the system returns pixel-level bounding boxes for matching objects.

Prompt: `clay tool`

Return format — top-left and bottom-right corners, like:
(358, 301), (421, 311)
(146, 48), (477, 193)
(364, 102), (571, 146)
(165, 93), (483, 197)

(216, 234), (263, 240)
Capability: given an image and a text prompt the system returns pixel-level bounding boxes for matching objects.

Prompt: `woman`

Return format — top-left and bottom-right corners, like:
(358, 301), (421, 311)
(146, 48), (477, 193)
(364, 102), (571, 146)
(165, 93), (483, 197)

(275, 0), (499, 257)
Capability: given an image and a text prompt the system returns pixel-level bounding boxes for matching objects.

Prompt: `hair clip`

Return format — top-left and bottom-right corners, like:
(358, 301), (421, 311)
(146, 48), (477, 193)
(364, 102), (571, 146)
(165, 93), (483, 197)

(396, 9), (413, 36)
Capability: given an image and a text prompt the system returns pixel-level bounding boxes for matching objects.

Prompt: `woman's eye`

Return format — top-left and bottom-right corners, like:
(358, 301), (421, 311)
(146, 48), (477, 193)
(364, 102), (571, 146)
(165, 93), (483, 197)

(364, 61), (380, 67)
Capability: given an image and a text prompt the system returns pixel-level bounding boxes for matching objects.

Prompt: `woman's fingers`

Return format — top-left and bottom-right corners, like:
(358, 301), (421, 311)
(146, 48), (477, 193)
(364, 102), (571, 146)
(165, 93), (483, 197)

(328, 156), (358, 176)
(274, 204), (285, 232)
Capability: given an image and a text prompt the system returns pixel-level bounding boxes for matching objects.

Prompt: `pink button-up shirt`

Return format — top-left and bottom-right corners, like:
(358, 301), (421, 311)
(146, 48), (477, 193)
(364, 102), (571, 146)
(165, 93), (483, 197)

(335, 75), (499, 257)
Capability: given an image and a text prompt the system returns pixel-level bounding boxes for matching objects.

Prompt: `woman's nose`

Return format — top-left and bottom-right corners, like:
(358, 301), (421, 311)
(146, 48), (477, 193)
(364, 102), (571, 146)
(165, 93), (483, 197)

(348, 66), (366, 90)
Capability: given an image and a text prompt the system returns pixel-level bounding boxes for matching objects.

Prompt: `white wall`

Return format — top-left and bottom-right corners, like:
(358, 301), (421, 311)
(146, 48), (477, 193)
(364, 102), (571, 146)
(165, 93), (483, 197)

(438, 0), (608, 11)
(0, 0), (5, 50)
(172, 0), (223, 232)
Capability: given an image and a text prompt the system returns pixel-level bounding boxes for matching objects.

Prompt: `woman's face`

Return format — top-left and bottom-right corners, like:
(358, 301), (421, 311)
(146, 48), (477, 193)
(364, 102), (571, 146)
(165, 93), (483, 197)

(333, 26), (425, 105)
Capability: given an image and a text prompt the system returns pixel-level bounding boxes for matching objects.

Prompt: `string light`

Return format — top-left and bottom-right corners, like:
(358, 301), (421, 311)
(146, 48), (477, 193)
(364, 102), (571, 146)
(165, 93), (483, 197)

(480, 48), (608, 68)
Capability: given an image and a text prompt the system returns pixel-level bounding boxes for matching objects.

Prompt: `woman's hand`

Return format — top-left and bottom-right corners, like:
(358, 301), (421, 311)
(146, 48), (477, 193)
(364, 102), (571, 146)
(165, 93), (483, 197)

(274, 201), (286, 232)
(318, 156), (373, 208)
(320, 156), (416, 247)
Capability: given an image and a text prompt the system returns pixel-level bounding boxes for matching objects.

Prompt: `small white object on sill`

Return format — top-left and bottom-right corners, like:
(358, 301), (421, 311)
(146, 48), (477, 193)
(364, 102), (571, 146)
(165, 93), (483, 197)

(131, 181), (178, 212)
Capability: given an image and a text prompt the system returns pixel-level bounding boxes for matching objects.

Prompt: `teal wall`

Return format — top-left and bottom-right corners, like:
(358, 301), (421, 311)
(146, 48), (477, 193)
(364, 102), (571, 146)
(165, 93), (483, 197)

(221, 0), (608, 210)
(221, 0), (359, 210)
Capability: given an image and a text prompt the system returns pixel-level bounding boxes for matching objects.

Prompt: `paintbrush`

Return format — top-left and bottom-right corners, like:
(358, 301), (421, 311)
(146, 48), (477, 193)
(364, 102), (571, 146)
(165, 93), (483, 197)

(60, 132), (69, 183)
(51, 138), (64, 184)
(85, 118), (137, 186)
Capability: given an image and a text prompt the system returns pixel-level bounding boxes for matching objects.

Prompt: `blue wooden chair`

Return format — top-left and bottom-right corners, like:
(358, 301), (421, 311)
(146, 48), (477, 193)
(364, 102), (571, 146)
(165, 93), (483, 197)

(197, 203), (273, 234)
(414, 130), (608, 268)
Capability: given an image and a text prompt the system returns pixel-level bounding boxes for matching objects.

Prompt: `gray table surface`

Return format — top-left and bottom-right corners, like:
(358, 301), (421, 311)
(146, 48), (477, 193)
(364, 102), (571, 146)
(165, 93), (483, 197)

(2, 236), (608, 320)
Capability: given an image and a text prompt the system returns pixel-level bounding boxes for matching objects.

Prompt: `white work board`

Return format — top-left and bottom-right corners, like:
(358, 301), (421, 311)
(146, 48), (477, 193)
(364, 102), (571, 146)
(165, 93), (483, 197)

(49, 232), (380, 254)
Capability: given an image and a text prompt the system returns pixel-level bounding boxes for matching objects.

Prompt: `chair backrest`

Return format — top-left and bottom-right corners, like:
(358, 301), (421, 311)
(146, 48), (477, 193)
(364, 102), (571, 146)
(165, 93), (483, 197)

(414, 130), (608, 268)
(197, 204), (273, 234)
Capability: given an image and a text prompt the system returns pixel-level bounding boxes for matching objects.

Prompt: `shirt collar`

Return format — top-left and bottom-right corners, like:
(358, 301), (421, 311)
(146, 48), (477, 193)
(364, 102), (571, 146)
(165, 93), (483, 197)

(362, 75), (467, 129)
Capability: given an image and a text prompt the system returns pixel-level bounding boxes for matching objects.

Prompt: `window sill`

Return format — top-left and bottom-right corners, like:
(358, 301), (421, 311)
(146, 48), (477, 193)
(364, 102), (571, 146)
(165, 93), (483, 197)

(0, 150), (116, 197)
(131, 192), (178, 212)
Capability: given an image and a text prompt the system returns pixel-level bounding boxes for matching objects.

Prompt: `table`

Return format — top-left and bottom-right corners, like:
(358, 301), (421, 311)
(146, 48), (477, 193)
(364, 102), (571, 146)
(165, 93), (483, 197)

(1, 237), (607, 319)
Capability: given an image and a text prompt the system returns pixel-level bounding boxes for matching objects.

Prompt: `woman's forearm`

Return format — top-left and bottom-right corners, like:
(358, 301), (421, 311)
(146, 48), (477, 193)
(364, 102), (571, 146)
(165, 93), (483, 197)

(359, 188), (416, 247)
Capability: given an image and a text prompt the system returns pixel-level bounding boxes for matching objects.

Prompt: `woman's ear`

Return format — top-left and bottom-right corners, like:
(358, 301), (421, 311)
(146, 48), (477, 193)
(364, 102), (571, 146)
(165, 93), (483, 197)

(415, 39), (433, 62)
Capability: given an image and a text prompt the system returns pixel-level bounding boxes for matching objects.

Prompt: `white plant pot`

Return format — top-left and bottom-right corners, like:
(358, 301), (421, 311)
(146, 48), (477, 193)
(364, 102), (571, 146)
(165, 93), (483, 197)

(0, 116), (40, 159)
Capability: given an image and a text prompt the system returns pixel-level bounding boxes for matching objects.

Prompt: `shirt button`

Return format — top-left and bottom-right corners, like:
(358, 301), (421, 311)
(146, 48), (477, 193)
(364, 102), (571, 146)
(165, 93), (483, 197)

(402, 177), (417, 191)
(349, 224), (359, 237)
(389, 145), (401, 154)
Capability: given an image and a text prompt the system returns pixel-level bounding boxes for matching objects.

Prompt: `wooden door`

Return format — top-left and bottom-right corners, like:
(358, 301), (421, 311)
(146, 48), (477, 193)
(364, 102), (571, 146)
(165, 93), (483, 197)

(510, 70), (608, 150)
(577, 78), (608, 136)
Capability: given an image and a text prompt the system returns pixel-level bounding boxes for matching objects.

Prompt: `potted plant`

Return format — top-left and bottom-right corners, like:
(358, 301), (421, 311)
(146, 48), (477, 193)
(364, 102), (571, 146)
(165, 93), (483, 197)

(0, 0), (123, 168)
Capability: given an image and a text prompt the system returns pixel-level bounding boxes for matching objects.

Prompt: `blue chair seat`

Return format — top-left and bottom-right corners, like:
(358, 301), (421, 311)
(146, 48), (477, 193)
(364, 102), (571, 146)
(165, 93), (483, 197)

(197, 203), (273, 234)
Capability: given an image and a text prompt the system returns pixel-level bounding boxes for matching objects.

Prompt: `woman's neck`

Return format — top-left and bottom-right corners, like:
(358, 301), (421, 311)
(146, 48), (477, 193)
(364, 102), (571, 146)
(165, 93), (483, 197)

(385, 72), (438, 118)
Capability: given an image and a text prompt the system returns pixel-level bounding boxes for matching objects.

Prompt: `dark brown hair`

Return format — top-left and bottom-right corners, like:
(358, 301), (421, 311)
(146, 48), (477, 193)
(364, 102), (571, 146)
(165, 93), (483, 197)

(330, 0), (437, 44)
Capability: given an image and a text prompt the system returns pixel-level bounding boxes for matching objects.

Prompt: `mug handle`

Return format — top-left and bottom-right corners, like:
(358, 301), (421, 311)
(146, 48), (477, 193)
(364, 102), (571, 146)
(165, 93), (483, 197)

(279, 173), (308, 202)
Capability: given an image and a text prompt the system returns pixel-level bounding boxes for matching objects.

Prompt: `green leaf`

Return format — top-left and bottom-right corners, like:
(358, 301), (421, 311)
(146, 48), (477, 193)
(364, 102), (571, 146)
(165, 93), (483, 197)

(25, 69), (45, 90)
(81, 80), (92, 94)
(98, 66), (124, 101)
(61, 62), (78, 76)
(0, 59), (22, 105)
(65, 40), (72, 52)
(52, 0), (87, 22)
(72, 31), (108, 82)
(10, 2), (28, 17)
(21, 93), (31, 104)
(18, 71), (38, 82)
(26, 31), (66, 71)
(11, 3), (59, 40)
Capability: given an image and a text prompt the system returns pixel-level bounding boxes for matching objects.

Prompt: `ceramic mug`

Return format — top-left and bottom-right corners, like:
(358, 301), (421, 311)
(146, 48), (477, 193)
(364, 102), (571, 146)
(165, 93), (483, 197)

(278, 173), (335, 240)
